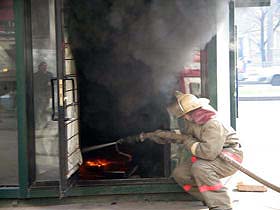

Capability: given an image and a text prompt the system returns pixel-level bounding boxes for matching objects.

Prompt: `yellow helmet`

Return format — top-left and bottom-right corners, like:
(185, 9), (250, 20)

(167, 91), (210, 118)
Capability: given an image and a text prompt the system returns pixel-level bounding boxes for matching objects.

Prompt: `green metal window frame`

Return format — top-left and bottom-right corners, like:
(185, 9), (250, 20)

(206, 36), (218, 110)
(15, 0), (29, 198)
(0, 0), (33, 199)
(229, 1), (237, 129)
(0, 0), (27, 199)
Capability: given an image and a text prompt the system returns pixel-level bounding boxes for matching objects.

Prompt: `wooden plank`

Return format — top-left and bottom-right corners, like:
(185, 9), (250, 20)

(236, 182), (267, 192)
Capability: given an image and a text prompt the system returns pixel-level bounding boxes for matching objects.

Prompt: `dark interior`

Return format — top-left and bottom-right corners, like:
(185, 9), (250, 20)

(66, 0), (222, 179)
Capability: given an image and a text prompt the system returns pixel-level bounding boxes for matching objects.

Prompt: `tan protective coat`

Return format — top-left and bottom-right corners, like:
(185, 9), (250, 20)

(144, 118), (242, 210)
(181, 119), (242, 209)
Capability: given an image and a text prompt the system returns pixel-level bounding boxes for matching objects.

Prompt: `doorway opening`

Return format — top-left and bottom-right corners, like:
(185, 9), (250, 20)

(64, 0), (224, 182)
(29, 0), (229, 189)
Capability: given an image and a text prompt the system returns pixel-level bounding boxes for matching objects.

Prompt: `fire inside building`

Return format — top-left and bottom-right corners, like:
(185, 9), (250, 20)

(0, 0), (271, 200)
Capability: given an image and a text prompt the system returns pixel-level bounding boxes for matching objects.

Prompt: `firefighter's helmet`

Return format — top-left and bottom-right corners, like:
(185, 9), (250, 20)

(167, 91), (210, 118)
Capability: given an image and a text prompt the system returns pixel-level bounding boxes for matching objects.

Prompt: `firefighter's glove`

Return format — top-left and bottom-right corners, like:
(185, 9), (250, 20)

(142, 130), (198, 153)
(153, 130), (188, 144)
(140, 130), (185, 144)
(140, 131), (167, 144)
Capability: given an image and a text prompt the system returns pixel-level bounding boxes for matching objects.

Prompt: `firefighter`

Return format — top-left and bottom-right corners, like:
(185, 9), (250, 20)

(142, 91), (242, 210)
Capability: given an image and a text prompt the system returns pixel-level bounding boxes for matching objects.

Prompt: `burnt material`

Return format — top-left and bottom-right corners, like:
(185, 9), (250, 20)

(79, 138), (167, 179)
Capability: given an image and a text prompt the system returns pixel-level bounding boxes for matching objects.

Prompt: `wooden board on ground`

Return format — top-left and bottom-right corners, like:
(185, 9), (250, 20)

(236, 182), (267, 192)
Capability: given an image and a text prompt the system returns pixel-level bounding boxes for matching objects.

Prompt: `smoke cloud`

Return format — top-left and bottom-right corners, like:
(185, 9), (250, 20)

(108, 0), (228, 94)
(67, 0), (229, 144)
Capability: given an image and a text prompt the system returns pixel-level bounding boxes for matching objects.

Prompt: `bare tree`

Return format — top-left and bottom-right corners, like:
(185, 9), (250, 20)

(237, 2), (280, 65)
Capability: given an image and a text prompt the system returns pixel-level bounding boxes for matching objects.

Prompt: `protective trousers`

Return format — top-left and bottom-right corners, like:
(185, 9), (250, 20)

(172, 149), (242, 210)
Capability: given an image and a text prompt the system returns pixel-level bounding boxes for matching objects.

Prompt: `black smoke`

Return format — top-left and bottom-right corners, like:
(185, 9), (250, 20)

(66, 0), (228, 177)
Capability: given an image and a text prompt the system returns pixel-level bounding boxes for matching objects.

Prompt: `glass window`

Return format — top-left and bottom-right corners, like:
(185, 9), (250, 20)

(0, 0), (18, 185)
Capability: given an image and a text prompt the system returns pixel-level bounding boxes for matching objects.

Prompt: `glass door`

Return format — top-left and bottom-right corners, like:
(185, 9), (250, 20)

(55, 0), (82, 197)
(31, 0), (59, 181)
(29, 0), (82, 196)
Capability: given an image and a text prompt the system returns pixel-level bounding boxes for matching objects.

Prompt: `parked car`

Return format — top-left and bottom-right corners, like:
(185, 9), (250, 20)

(238, 67), (280, 86)
(259, 67), (280, 86)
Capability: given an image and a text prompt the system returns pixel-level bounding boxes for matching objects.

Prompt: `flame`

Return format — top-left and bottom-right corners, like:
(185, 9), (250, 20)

(85, 159), (110, 167)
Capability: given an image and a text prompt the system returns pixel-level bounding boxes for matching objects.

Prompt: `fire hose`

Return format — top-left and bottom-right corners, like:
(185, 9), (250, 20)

(82, 133), (280, 193)
(218, 152), (280, 193)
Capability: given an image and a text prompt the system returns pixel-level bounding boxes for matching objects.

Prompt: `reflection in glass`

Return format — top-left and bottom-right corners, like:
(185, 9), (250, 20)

(0, 0), (18, 185)
(31, 0), (59, 181)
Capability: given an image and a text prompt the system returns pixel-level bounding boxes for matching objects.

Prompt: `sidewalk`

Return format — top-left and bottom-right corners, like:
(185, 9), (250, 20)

(238, 84), (280, 100)
(0, 189), (279, 210)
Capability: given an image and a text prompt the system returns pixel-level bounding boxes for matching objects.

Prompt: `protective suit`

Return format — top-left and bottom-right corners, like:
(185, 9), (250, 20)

(143, 92), (242, 210)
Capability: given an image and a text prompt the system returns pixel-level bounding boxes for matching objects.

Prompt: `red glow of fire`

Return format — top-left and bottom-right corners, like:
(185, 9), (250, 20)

(85, 159), (110, 167)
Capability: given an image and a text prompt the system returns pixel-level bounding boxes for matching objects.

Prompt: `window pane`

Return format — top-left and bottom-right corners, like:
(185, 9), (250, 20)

(0, 0), (18, 185)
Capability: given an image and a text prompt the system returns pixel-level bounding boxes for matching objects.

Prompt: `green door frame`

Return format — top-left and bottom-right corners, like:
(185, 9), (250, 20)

(0, 0), (34, 199)
(15, 0), (29, 198)
(204, 1), (237, 129)
(229, 0), (237, 129)
(0, 0), (28, 199)
(205, 36), (218, 110)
